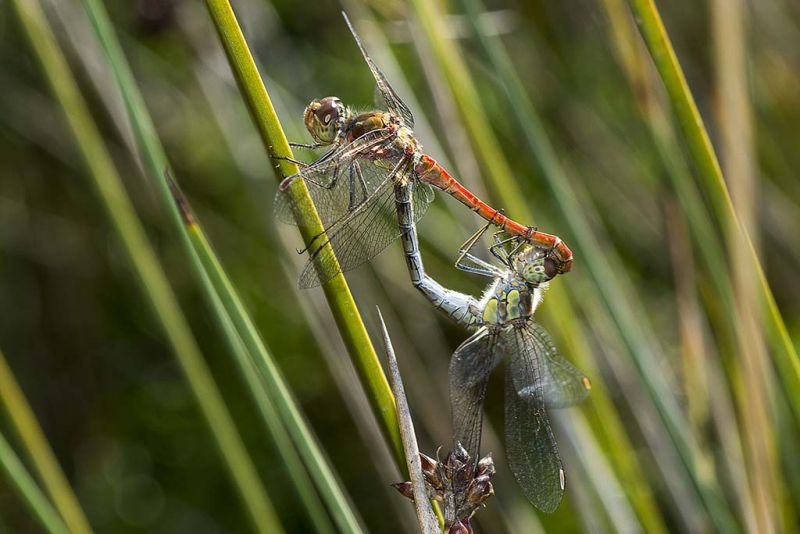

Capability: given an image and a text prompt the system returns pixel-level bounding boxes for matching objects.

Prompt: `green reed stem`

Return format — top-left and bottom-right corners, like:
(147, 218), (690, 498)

(0, 348), (92, 533)
(409, 0), (671, 530)
(0, 430), (68, 534)
(170, 183), (364, 533)
(465, 7), (735, 531)
(410, 0), (736, 528)
(599, 4), (762, 527)
(77, 1), (334, 531)
(406, 0), (525, 217)
(202, 0), (403, 466)
(625, 0), (800, 424)
(9, 1), (280, 531)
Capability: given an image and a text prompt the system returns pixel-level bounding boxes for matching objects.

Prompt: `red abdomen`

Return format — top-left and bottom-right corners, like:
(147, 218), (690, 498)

(414, 155), (573, 273)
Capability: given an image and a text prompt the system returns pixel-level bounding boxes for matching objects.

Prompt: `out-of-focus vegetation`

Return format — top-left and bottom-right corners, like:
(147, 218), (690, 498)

(1, 0), (798, 532)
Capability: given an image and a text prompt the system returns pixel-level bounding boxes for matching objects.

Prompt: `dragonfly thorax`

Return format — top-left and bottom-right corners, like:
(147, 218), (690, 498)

(480, 277), (539, 326)
(344, 111), (392, 143)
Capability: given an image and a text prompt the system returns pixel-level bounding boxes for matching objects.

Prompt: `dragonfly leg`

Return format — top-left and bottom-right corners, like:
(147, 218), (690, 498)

(456, 254), (501, 278)
(455, 219), (503, 277)
(347, 165), (358, 212)
(274, 155), (309, 168)
(295, 232), (325, 256)
(304, 158), (342, 190)
(489, 231), (527, 266)
(300, 156), (410, 261)
(346, 162), (370, 212)
(505, 235), (530, 264)
(289, 141), (324, 149)
(354, 162), (370, 208)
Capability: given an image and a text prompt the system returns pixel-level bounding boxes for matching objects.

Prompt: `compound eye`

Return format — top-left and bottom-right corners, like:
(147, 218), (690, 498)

(544, 257), (559, 279)
(315, 97), (342, 125)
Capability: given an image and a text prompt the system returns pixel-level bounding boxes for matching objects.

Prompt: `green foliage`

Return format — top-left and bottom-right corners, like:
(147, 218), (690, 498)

(1, 0), (798, 532)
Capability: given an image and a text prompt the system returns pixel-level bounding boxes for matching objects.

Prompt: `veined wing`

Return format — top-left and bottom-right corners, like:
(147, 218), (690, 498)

(521, 322), (591, 409)
(274, 129), (394, 227)
(298, 159), (432, 288)
(449, 328), (502, 462)
(503, 325), (564, 513)
(342, 12), (415, 129)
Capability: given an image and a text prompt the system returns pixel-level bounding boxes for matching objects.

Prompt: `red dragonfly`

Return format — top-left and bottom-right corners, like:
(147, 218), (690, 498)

(275, 12), (573, 288)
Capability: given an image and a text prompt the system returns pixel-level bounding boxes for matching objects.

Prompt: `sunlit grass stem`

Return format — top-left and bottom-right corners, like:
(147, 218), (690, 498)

(171, 183), (365, 533)
(713, 0), (782, 530)
(408, 0), (679, 529)
(77, 1), (338, 530)
(0, 349), (92, 533)
(600, 2), (758, 527)
(377, 308), (441, 533)
(202, 0), (404, 466)
(625, 0), (800, 426)
(0, 430), (68, 534)
(9, 1), (280, 531)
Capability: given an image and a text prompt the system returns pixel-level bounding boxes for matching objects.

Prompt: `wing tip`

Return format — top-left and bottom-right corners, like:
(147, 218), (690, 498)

(341, 11), (368, 57)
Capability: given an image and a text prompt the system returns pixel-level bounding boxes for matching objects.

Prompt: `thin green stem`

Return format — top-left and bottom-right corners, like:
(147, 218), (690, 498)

(413, 0), (734, 528)
(409, 0), (670, 529)
(0, 430), (69, 534)
(77, 1), (332, 531)
(406, 0), (525, 218)
(600, 3), (758, 527)
(171, 183), (364, 533)
(625, 0), (800, 425)
(202, 0), (403, 466)
(9, 1), (280, 531)
(0, 348), (92, 533)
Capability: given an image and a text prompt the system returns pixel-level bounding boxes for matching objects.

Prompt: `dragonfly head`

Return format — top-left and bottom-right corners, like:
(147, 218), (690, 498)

(304, 97), (346, 145)
(515, 247), (558, 286)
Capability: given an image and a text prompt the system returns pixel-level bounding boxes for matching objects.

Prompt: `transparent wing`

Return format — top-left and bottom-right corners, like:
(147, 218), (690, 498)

(298, 160), (432, 288)
(503, 326), (565, 513)
(274, 129), (394, 227)
(514, 322), (591, 409)
(343, 13), (415, 129)
(449, 328), (502, 461)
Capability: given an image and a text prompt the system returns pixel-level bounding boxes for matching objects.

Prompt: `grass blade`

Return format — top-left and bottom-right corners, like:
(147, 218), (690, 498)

(409, 0), (734, 528)
(0, 429), (68, 534)
(76, 1), (334, 530)
(202, 0), (404, 465)
(600, 0), (758, 527)
(169, 180), (365, 533)
(0, 348), (91, 533)
(376, 308), (440, 534)
(625, 0), (800, 426)
(8, 1), (281, 531)
(713, 0), (782, 529)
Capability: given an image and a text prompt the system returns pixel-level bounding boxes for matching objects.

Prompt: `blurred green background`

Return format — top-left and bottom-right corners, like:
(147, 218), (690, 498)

(1, 0), (799, 532)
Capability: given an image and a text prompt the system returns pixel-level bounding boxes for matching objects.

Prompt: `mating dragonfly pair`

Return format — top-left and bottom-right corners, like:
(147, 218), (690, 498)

(276, 12), (590, 514)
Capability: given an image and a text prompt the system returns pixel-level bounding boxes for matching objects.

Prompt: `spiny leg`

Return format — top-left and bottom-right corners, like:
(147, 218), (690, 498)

(303, 155), (410, 259)
(281, 152), (347, 191)
(506, 235), (529, 264)
(489, 231), (530, 266)
(455, 218), (503, 277)
(289, 141), (325, 149)
(347, 165), (358, 212)
(354, 161), (370, 208)
(488, 233), (514, 266)
(274, 155), (309, 168)
(347, 162), (371, 213)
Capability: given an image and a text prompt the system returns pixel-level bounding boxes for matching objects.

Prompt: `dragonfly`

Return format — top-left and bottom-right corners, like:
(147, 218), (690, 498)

(275, 12), (573, 288)
(396, 180), (591, 512)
